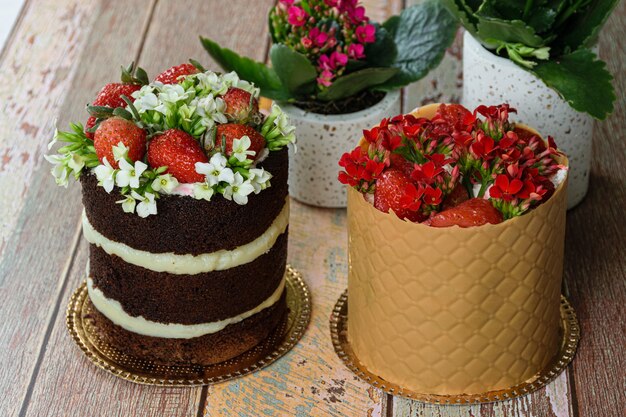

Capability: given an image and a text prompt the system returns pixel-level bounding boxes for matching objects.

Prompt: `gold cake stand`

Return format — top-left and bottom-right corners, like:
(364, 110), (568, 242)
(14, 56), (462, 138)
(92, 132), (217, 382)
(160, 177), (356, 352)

(66, 265), (311, 386)
(330, 291), (580, 404)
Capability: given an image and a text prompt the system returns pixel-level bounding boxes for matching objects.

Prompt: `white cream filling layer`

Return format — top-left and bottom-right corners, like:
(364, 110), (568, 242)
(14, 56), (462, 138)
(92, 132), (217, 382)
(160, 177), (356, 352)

(87, 275), (286, 339)
(82, 200), (289, 275)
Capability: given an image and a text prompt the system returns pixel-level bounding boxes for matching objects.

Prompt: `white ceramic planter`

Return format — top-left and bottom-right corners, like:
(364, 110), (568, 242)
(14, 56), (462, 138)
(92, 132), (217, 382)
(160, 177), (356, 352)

(462, 31), (592, 209)
(281, 91), (401, 207)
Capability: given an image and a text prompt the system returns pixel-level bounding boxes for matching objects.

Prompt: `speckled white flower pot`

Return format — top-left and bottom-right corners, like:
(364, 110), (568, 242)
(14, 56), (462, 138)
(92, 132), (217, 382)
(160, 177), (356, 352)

(281, 91), (401, 207)
(462, 32), (592, 209)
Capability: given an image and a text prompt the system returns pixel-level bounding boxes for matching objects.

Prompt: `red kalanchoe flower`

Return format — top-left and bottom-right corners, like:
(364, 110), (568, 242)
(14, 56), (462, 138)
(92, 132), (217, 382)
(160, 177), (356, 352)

(423, 186), (443, 206)
(411, 160), (443, 185)
(489, 174), (525, 201)
(470, 132), (496, 161)
(400, 183), (425, 211)
(338, 146), (385, 192)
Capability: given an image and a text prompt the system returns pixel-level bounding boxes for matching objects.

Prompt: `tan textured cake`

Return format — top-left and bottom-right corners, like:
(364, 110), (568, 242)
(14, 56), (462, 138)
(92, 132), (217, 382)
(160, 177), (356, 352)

(346, 104), (568, 395)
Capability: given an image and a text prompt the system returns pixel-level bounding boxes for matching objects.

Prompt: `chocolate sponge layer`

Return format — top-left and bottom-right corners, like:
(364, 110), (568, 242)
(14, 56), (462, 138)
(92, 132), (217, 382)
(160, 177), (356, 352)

(87, 293), (287, 366)
(81, 148), (288, 255)
(89, 230), (288, 324)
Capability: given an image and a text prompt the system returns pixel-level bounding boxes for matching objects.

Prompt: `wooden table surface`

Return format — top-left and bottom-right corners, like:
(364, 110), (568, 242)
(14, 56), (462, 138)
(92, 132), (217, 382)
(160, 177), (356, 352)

(0, 1), (624, 416)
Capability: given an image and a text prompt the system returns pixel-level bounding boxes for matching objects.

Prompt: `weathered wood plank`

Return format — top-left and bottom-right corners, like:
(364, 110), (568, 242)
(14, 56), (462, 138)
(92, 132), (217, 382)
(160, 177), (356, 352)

(0, 1), (99, 416)
(0, 0), (96, 258)
(139, 0), (276, 78)
(564, 4), (626, 417)
(203, 199), (388, 416)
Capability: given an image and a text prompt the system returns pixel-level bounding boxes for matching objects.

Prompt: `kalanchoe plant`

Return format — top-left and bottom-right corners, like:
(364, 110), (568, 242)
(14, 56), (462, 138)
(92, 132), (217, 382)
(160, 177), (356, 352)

(200, 0), (457, 112)
(442, 0), (618, 119)
(338, 103), (565, 225)
(46, 63), (296, 218)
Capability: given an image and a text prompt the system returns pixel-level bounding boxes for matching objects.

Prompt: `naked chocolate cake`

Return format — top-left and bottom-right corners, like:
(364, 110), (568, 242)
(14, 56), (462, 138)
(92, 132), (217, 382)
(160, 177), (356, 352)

(47, 63), (296, 364)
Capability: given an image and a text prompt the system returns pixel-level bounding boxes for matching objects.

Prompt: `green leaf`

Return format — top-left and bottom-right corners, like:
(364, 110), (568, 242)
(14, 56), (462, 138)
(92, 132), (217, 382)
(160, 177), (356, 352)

(475, 2), (545, 48)
(529, 48), (615, 120)
(440, 0), (480, 33)
(553, 0), (619, 51)
(317, 67), (399, 102)
(478, 0), (557, 33)
(269, 44), (317, 97)
(375, 1), (458, 91)
(200, 36), (290, 101)
(364, 24), (397, 67)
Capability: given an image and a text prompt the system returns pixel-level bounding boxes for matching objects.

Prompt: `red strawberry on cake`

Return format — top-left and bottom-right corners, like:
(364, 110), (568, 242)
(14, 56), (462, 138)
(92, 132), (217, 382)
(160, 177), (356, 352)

(148, 129), (208, 183)
(215, 123), (266, 162)
(94, 117), (147, 168)
(154, 63), (199, 84)
(46, 64), (297, 367)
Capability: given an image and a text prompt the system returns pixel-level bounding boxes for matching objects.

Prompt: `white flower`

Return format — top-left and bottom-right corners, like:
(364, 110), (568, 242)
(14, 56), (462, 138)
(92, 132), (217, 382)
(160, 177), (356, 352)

(222, 172), (255, 205)
(112, 142), (129, 162)
(151, 173), (179, 193)
(248, 168), (272, 194)
(196, 71), (228, 95)
(44, 153), (70, 188)
(115, 159), (147, 189)
(92, 157), (116, 193)
(132, 86), (159, 113)
(193, 182), (214, 201)
(192, 94), (227, 127)
(116, 194), (136, 213)
(131, 191), (157, 218)
(195, 153), (234, 186)
(67, 153), (85, 173)
(232, 136), (255, 162)
(271, 103), (296, 137)
(220, 71), (259, 97)
(158, 84), (189, 104)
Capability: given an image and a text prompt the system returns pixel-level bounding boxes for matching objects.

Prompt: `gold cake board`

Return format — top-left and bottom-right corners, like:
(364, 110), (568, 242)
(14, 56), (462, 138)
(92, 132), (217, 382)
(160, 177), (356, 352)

(66, 265), (311, 386)
(330, 290), (580, 404)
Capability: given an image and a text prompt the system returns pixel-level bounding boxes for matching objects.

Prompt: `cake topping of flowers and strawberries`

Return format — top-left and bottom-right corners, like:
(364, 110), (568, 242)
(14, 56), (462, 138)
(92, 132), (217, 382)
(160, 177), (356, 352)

(338, 103), (567, 226)
(45, 62), (296, 217)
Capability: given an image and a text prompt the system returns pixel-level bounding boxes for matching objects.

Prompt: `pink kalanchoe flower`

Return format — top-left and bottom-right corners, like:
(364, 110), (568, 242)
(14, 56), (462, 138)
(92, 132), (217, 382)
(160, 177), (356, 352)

(288, 6), (308, 27)
(355, 24), (376, 43)
(317, 69), (334, 87)
(318, 54), (333, 71)
(301, 37), (313, 48)
(279, 0), (294, 6)
(347, 43), (365, 59)
(351, 6), (367, 23)
(325, 0), (339, 7)
(309, 27), (329, 47)
(330, 51), (348, 67)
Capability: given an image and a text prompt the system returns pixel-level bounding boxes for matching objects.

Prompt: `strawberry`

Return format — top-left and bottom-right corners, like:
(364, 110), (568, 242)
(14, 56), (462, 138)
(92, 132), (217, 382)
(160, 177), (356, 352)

(154, 63), (199, 85)
(389, 153), (414, 177)
(442, 182), (470, 209)
(215, 123), (266, 161)
(374, 169), (424, 222)
(433, 103), (474, 134)
(147, 129), (208, 183)
(85, 83), (141, 139)
(94, 117), (147, 168)
(222, 87), (260, 124)
(427, 198), (503, 228)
